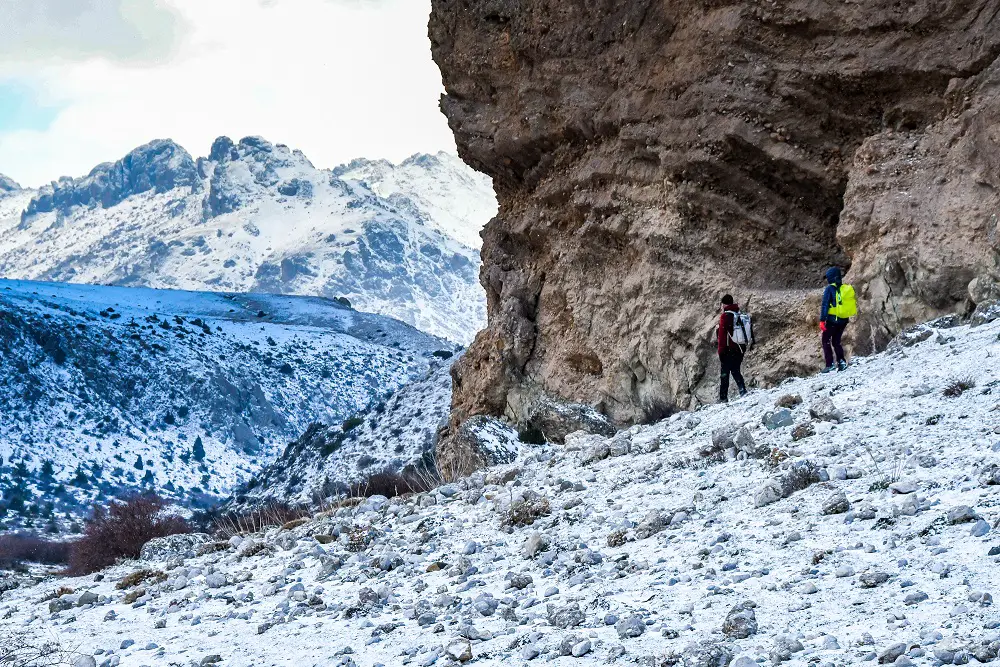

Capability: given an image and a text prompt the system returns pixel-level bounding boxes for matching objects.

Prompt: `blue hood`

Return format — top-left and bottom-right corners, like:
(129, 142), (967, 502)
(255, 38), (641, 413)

(825, 267), (842, 285)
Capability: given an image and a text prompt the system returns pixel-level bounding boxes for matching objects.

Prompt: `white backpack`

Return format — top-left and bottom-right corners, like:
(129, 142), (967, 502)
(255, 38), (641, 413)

(729, 311), (752, 347)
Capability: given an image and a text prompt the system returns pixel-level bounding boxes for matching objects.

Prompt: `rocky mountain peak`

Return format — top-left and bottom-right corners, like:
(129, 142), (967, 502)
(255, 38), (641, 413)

(22, 139), (199, 219)
(0, 173), (21, 193)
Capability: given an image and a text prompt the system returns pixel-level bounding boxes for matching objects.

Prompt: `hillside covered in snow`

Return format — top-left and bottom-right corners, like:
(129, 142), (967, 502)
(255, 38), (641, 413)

(0, 279), (452, 529)
(2, 307), (998, 667)
(0, 140), (496, 344)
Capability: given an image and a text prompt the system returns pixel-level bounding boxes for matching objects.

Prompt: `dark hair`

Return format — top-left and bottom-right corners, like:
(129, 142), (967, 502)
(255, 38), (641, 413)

(721, 294), (734, 305)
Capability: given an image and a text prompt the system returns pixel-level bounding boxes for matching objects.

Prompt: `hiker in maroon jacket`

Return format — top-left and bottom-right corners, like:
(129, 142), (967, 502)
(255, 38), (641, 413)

(717, 294), (749, 402)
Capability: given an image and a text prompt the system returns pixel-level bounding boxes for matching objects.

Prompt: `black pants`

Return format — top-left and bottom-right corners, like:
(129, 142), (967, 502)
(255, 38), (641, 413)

(719, 350), (746, 402)
(822, 320), (848, 367)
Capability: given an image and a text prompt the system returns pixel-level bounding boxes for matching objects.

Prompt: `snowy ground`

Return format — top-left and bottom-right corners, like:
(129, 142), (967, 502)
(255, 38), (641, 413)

(1, 315), (998, 667)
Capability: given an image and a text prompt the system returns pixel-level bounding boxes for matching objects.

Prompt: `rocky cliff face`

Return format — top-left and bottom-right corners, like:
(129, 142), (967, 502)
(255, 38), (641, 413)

(429, 0), (1000, 444)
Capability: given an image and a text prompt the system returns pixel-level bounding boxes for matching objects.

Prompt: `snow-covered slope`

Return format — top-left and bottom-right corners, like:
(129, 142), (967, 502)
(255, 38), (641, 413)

(2, 311), (999, 666)
(0, 139), (493, 343)
(0, 279), (451, 527)
(336, 152), (496, 248)
(231, 360), (456, 509)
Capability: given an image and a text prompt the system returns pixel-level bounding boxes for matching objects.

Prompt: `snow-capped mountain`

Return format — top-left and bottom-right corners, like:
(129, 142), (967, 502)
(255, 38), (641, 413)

(0, 278), (452, 528)
(335, 152), (496, 248)
(0, 173), (21, 193)
(0, 139), (495, 343)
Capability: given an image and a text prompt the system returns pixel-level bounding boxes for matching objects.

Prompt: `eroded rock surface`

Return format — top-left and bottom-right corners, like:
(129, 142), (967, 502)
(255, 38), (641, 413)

(429, 0), (1000, 445)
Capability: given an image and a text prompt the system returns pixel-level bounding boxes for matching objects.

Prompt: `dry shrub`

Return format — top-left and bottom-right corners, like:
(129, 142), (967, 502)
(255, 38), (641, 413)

(196, 541), (230, 557)
(501, 496), (551, 527)
(765, 448), (790, 469)
(775, 394), (803, 409)
(0, 534), (71, 569)
(67, 494), (190, 575)
(607, 529), (628, 548)
(116, 568), (166, 590)
(211, 503), (310, 540)
(238, 541), (274, 558)
(943, 375), (976, 397)
(38, 586), (74, 603)
(122, 588), (146, 604)
(349, 468), (439, 499)
(0, 629), (74, 667)
(346, 526), (375, 552)
(281, 518), (309, 531)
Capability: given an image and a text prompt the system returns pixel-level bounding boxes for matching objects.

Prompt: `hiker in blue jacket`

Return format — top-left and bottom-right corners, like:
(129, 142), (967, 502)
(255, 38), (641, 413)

(820, 267), (850, 373)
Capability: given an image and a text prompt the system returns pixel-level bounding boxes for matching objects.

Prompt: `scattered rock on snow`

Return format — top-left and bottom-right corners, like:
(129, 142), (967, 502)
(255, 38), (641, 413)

(721, 601), (758, 639)
(946, 505), (978, 524)
(522, 532), (548, 559)
(683, 641), (734, 667)
(763, 408), (795, 430)
(878, 642), (907, 664)
(889, 480), (919, 494)
(615, 614), (646, 639)
(809, 398), (843, 423)
(822, 492), (851, 515)
(140, 533), (210, 562)
(520, 393), (616, 444)
(770, 634), (805, 664)
(859, 571), (890, 589)
(452, 415), (520, 467)
(547, 603), (585, 629)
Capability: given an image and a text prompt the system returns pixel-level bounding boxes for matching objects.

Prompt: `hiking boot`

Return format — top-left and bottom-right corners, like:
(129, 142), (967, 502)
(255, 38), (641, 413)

(821, 365), (835, 374)
(738, 388), (748, 398)
(837, 360), (848, 372)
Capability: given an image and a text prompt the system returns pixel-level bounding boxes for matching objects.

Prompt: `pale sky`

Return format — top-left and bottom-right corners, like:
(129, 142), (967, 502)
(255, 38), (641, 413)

(0, 0), (457, 187)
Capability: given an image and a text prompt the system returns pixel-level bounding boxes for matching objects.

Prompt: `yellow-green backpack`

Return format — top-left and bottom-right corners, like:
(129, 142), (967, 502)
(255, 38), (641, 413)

(830, 284), (857, 318)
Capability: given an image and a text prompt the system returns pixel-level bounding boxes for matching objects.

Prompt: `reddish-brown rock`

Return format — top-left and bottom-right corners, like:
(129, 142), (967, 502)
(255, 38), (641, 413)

(428, 0), (1000, 469)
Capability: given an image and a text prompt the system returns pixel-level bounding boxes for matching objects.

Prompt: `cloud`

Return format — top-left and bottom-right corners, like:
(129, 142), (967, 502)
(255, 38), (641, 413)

(0, 0), (185, 63)
(0, 0), (457, 187)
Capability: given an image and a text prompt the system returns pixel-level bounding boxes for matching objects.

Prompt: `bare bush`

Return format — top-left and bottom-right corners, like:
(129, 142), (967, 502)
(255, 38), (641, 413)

(348, 468), (440, 499)
(0, 628), (75, 667)
(211, 503), (310, 540)
(0, 535), (71, 569)
(67, 495), (190, 575)
(943, 375), (976, 397)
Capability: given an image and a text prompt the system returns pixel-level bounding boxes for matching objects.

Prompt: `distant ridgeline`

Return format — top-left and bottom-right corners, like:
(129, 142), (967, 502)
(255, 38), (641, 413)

(0, 137), (496, 344)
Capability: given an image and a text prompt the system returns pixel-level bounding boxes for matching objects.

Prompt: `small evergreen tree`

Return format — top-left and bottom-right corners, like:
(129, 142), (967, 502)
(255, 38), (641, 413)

(72, 465), (90, 488)
(133, 455), (144, 470)
(192, 437), (205, 462)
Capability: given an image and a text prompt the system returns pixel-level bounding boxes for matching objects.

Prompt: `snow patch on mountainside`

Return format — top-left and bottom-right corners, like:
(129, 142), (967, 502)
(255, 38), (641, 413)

(336, 152), (496, 248)
(0, 139), (494, 343)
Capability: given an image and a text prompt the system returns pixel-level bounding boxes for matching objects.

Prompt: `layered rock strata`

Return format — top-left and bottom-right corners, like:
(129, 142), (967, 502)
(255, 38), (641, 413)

(429, 0), (1000, 469)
